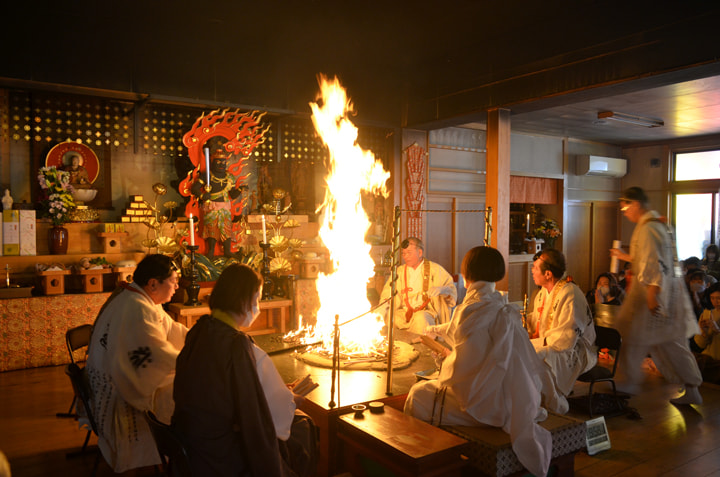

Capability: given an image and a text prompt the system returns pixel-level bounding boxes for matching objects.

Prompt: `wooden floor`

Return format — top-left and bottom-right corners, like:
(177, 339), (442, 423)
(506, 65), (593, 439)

(2, 363), (720, 477)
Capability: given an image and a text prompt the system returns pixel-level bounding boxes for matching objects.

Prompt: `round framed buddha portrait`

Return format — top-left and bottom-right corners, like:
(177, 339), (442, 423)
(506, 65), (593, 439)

(45, 142), (100, 186)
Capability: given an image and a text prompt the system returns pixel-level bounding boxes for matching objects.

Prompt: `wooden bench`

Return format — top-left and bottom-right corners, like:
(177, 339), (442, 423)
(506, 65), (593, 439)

(337, 405), (470, 477)
(443, 413), (586, 477)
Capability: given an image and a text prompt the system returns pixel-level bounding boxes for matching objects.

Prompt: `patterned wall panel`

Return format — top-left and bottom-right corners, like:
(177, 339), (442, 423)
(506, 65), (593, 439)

(9, 92), (134, 150)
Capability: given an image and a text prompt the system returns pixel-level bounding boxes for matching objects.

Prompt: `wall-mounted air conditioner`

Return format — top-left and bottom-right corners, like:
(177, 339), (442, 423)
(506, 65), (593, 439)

(576, 155), (627, 178)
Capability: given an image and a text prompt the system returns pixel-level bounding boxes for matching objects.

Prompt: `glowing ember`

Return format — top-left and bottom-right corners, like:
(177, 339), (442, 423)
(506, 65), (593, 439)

(293, 75), (390, 357)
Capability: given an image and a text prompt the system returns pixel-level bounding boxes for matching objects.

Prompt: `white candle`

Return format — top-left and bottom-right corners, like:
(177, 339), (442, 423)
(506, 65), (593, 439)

(204, 147), (211, 185)
(189, 214), (195, 246)
(526, 214), (530, 233)
(261, 214), (267, 243)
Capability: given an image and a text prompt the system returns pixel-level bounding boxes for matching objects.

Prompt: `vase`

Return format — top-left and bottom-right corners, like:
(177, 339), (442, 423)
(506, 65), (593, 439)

(48, 226), (69, 255)
(544, 238), (556, 250)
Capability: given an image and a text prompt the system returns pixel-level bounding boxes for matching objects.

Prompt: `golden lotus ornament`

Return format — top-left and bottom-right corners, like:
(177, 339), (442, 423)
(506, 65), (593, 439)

(152, 183), (168, 195)
(288, 238), (304, 249)
(269, 257), (291, 274)
(269, 235), (290, 253)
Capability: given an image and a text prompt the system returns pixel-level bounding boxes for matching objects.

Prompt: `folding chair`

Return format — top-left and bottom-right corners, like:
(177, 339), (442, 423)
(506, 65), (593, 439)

(144, 410), (192, 477)
(65, 362), (101, 476)
(577, 325), (623, 417)
(57, 324), (93, 418)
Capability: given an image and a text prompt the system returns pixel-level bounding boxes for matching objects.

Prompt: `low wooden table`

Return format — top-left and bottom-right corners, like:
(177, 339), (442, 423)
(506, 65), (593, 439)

(167, 297), (293, 335)
(337, 405), (469, 477)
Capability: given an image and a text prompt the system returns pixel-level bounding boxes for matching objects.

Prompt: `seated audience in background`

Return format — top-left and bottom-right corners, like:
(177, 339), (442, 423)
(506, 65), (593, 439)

(586, 272), (625, 306)
(173, 264), (317, 477)
(686, 269), (711, 319)
(404, 246), (551, 477)
(618, 262), (632, 290)
(379, 237), (457, 333)
(684, 256), (718, 286)
(692, 282), (720, 384)
(703, 244), (720, 281)
(526, 249), (597, 414)
(85, 254), (187, 473)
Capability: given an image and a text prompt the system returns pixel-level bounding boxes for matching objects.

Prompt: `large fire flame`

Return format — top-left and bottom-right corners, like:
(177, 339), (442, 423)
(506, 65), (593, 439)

(299, 76), (390, 356)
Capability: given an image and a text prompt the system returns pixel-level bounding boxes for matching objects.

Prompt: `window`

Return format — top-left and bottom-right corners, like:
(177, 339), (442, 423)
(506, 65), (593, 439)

(672, 150), (720, 260)
(675, 150), (720, 181)
(674, 193), (716, 260)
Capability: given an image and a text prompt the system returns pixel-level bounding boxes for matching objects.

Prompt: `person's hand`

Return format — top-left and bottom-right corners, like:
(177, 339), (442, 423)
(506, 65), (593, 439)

(595, 288), (604, 304)
(292, 392), (306, 407)
(427, 285), (455, 298)
(610, 248), (631, 262)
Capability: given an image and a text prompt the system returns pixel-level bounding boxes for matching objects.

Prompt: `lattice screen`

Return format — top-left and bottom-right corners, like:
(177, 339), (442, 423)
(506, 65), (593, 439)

(141, 104), (193, 156)
(280, 118), (328, 166)
(8, 92), (134, 150)
(0, 91), (8, 148)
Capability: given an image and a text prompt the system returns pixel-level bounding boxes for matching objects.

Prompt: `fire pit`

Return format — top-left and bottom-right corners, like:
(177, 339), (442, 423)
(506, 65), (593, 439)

(293, 339), (419, 371)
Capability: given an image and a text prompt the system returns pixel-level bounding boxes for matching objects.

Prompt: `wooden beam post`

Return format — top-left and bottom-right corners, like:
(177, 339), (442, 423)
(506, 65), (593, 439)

(486, 108), (511, 292)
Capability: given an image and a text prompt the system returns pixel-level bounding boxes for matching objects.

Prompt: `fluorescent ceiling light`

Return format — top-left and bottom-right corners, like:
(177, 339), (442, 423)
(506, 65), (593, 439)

(597, 111), (664, 128)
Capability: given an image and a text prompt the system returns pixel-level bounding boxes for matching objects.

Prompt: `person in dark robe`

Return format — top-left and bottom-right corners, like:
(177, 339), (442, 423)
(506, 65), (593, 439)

(173, 264), (317, 477)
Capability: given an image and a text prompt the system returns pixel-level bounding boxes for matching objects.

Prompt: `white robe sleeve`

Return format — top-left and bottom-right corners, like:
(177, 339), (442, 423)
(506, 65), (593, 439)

(252, 344), (296, 440)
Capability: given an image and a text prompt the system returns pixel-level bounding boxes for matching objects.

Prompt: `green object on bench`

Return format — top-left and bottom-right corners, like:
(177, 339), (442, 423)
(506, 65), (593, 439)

(443, 413), (586, 477)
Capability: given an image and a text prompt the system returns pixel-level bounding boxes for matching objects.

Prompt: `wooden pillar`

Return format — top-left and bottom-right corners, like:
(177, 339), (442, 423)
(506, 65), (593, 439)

(486, 108), (511, 291)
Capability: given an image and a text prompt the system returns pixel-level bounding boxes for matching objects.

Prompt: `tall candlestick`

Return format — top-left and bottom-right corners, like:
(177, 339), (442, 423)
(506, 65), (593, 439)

(189, 214), (195, 246)
(204, 147), (211, 185)
(261, 214), (267, 243)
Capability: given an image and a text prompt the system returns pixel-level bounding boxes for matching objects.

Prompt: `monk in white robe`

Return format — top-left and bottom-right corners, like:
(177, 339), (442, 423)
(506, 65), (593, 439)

(612, 187), (702, 404)
(85, 255), (187, 473)
(528, 249), (596, 414)
(405, 246), (552, 477)
(380, 237), (456, 333)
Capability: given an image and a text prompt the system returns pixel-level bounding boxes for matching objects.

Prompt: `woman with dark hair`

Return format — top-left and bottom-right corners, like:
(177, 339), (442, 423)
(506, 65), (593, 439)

(173, 264), (316, 477)
(586, 272), (625, 306)
(404, 246), (551, 477)
(692, 282), (720, 384)
(703, 244), (720, 281)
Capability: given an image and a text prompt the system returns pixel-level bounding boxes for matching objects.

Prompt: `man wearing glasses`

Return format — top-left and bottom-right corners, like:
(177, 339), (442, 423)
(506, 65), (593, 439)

(528, 248), (596, 414)
(85, 254), (188, 473)
(380, 237), (456, 334)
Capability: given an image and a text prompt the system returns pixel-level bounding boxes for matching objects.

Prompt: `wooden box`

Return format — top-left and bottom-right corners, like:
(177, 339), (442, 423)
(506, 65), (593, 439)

(113, 266), (136, 285)
(37, 270), (71, 295)
(300, 257), (325, 279)
(97, 232), (128, 253)
(77, 268), (113, 293)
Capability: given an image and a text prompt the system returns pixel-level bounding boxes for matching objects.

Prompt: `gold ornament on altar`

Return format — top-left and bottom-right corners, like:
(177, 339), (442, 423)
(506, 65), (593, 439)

(141, 182), (181, 255)
(258, 213), (305, 274)
(263, 188), (292, 216)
